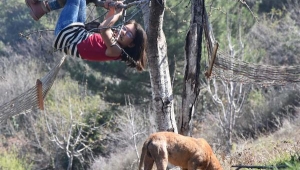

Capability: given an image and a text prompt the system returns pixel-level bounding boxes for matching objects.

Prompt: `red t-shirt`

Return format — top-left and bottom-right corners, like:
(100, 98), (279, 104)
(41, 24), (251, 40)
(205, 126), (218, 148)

(77, 33), (121, 61)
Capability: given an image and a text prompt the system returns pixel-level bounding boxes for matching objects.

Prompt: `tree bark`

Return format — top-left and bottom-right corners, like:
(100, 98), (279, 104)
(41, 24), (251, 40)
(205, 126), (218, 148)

(179, 0), (204, 136)
(146, 0), (177, 132)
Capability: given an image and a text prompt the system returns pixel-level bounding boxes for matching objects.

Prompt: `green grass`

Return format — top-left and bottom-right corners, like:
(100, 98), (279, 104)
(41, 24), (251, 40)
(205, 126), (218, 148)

(278, 154), (300, 170)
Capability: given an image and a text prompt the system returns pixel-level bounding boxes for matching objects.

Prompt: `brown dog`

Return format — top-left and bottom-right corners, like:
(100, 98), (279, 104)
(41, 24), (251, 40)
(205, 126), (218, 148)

(138, 132), (223, 170)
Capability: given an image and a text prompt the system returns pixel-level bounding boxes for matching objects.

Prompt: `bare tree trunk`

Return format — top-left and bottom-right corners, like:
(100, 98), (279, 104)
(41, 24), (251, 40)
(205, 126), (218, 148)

(179, 0), (204, 136)
(145, 0), (177, 132)
(67, 155), (73, 170)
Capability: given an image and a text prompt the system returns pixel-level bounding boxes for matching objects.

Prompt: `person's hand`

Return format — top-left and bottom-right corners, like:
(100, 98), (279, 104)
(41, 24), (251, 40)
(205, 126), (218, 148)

(114, 1), (124, 14)
(104, 0), (113, 10)
(104, 0), (123, 12)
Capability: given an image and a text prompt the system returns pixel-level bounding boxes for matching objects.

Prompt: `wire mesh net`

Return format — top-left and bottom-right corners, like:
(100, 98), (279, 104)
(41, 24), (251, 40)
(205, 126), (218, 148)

(204, 11), (300, 86)
(211, 50), (300, 85)
(0, 56), (66, 123)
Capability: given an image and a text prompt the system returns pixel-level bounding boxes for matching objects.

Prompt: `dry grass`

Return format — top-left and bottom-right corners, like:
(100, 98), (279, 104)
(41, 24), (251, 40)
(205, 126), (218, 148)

(218, 117), (300, 170)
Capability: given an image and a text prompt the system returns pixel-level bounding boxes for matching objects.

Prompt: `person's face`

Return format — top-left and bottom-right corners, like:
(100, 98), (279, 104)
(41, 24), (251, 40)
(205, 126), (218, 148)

(116, 23), (136, 48)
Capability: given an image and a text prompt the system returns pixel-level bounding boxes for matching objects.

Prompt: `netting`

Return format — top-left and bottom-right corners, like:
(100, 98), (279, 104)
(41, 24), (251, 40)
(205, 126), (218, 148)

(204, 11), (300, 86)
(213, 50), (300, 85)
(0, 56), (66, 123)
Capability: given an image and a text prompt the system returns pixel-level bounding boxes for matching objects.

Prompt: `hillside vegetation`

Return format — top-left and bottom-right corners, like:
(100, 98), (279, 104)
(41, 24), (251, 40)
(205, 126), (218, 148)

(0, 0), (299, 169)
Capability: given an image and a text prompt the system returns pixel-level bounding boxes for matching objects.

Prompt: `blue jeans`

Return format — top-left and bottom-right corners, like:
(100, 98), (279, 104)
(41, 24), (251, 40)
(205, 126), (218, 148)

(49, 0), (86, 35)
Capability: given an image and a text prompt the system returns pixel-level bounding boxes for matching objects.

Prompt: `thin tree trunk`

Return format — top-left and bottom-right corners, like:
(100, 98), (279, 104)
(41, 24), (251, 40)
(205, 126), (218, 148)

(67, 155), (73, 170)
(146, 0), (177, 132)
(179, 0), (204, 136)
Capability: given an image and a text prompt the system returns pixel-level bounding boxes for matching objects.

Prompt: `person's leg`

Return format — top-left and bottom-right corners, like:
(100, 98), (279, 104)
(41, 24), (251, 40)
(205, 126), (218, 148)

(77, 0), (86, 23)
(48, 0), (66, 10)
(54, 0), (86, 35)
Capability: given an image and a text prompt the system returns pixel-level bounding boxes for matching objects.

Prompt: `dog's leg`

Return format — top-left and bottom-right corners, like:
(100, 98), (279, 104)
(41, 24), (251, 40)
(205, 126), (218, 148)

(155, 147), (168, 170)
(143, 154), (155, 170)
(148, 142), (168, 170)
(154, 158), (168, 170)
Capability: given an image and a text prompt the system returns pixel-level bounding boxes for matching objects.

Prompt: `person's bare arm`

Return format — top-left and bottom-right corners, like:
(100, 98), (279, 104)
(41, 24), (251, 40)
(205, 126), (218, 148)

(98, 1), (123, 57)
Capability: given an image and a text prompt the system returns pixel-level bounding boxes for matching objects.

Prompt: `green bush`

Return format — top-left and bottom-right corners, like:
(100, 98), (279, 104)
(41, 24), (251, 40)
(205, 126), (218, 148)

(0, 151), (32, 170)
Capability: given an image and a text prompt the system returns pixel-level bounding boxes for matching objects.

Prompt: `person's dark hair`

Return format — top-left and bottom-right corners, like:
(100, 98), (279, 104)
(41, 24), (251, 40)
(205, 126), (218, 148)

(121, 20), (147, 71)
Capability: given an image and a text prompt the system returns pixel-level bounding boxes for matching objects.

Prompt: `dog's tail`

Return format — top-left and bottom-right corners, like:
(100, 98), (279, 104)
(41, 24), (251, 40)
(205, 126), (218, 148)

(138, 141), (147, 170)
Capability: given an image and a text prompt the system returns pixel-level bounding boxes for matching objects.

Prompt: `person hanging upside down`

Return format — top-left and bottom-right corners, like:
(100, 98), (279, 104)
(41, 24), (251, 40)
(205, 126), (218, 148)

(25, 0), (148, 71)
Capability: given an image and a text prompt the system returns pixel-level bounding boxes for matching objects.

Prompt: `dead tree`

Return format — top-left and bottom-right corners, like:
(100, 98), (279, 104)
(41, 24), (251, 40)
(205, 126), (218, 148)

(179, 0), (204, 136)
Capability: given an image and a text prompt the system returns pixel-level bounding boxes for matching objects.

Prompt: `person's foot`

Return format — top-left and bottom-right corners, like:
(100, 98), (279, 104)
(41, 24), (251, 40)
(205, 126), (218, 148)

(25, 0), (50, 21)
